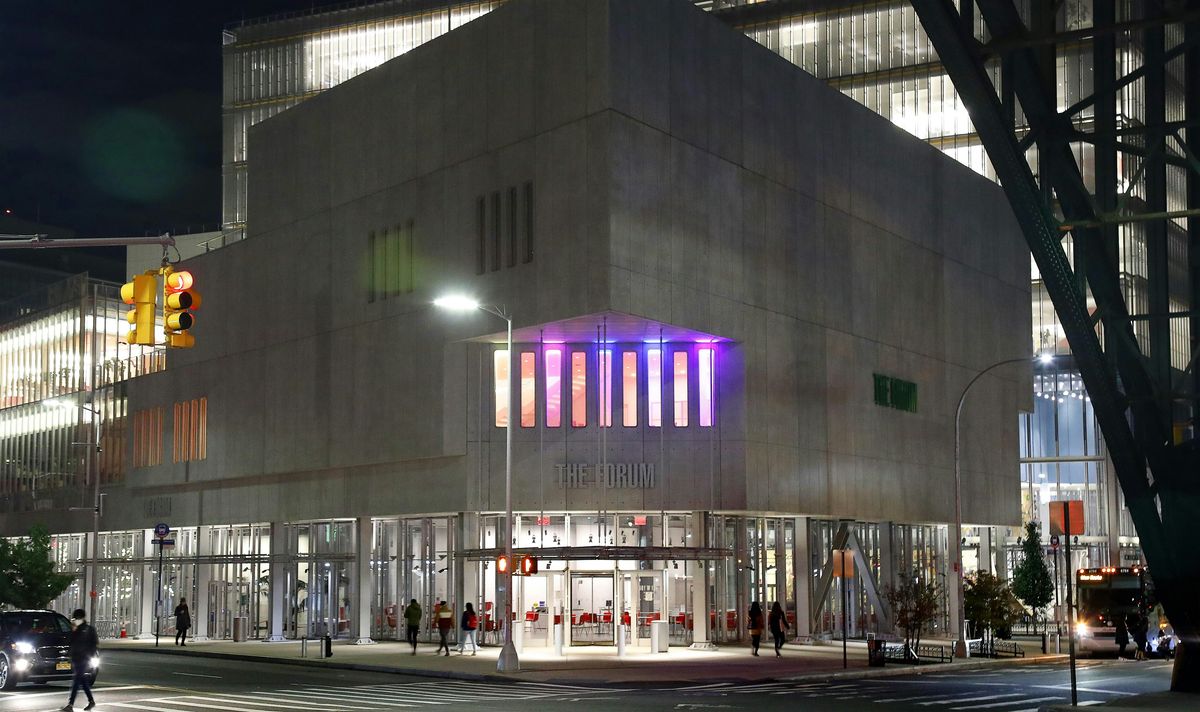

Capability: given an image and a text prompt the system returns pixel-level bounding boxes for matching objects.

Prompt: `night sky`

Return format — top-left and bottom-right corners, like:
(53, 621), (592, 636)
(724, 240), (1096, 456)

(1, 0), (306, 240)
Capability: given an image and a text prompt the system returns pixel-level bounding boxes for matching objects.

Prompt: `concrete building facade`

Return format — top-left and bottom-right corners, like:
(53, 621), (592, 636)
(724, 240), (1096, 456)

(6, 0), (1028, 647)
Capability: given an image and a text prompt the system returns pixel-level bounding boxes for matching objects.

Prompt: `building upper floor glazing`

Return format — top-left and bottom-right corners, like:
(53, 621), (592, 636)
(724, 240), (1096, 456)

(0, 276), (165, 511)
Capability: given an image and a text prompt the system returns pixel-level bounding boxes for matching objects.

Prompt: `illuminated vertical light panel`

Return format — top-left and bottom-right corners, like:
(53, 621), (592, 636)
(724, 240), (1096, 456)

(622, 351), (638, 427)
(571, 351), (587, 427)
(494, 350), (509, 427)
(673, 351), (688, 427)
(599, 349), (613, 427)
(647, 349), (662, 427)
(545, 349), (562, 427)
(698, 348), (715, 427)
(520, 352), (536, 428)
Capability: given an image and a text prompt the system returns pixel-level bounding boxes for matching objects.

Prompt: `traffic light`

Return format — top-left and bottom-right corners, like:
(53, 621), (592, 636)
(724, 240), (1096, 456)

(163, 268), (201, 348)
(495, 554), (510, 575)
(120, 274), (157, 345)
(519, 555), (538, 576)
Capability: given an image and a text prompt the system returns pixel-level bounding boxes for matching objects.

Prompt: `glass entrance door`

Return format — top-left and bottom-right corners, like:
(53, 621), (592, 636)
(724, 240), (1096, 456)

(570, 573), (614, 645)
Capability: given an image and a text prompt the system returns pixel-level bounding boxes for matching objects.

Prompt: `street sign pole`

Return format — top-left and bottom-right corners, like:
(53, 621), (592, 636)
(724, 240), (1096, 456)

(155, 540), (164, 648)
(1065, 508), (1077, 707)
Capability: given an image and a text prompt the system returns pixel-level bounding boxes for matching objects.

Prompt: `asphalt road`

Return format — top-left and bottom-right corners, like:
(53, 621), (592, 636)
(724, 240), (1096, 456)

(0, 652), (1173, 711)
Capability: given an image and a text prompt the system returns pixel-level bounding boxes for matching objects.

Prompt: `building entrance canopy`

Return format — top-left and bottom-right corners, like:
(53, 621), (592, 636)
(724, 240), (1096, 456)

(459, 545), (731, 562)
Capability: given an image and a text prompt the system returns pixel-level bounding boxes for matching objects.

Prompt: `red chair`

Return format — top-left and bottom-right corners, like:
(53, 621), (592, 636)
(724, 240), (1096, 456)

(725, 611), (737, 631)
(621, 611), (632, 627)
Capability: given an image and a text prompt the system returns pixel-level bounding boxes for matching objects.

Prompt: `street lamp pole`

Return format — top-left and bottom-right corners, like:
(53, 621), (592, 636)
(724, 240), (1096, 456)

(953, 353), (1053, 658)
(434, 296), (518, 672)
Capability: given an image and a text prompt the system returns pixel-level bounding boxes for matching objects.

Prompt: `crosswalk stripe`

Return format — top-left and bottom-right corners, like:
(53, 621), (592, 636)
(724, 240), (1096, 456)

(874, 693), (980, 703)
(949, 697), (1061, 710)
(919, 693), (1024, 706)
(169, 693), (357, 710)
(106, 703), (191, 712)
(247, 690), (397, 707)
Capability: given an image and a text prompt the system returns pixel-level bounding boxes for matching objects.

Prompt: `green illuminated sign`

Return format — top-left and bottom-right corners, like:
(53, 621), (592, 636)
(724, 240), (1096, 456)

(874, 374), (918, 413)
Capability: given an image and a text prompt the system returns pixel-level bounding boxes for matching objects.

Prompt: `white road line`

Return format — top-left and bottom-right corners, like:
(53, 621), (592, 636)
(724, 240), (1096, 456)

(151, 697), (299, 712)
(949, 697), (1062, 710)
(919, 693), (1024, 706)
(172, 692), (358, 710)
(670, 683), (734, 690)
(246, 690), (397, 708)
(1028, 684), (1136, 696)
(172, 671), (223, 678)
(516, 681), (616, 691)
(106, 703), (192, 712)
(874, 693), (980, 703)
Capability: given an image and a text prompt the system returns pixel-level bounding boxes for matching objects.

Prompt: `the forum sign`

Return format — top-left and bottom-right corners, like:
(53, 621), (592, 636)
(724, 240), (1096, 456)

(555, 463), (656, 489)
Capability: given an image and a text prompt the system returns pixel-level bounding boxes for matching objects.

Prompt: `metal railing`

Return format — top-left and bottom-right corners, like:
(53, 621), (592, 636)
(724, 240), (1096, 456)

(883, 642), (952, 664)
(969, 639), (1026, 658)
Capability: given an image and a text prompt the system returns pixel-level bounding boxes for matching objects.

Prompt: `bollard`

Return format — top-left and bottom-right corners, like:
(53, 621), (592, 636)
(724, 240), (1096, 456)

(617, 624), (627, 657)
(554, 623), (564, 657)
(1041, 633), (1047, 654)
(323, 635), (333, 658)
(300, 637), (308, 658)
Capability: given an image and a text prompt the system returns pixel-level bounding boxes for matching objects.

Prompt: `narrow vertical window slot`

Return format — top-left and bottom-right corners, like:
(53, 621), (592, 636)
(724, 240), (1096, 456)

(622, 351), (638, 427)
(699, 348), (714, 427)
(523, 181), (534, 263)
(490, 191), (501, 271)
(545, 349), (562, 428)
(520, 352), (536, 428)
(647, 349), (662, 427)
(571, 351), (587, 427)
(508, 186), (518, 268)
(673, 351), (688, 427)
(494, 350), (509, 428)
(476, 197), (486, 275)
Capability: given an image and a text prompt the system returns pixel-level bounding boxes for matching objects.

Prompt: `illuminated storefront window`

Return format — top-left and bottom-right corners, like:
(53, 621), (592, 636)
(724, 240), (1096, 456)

(571, 352), (587, 427)
(622, 351), (637, 427)
(520, 352), (535, 428)
(494, 350), (509, 428)
(648, 349), (662, 428)
(699, 348), (714, 427)
(545, 349), (561, 427)
(673, 352), (688, 427)
(599, 349), (612, 428)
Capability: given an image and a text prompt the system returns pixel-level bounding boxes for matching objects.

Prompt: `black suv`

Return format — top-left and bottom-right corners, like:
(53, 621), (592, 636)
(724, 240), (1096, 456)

(0, 610), (99, 690)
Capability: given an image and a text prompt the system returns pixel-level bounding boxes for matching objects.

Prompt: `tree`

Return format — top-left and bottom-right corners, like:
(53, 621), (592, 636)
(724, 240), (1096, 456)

(1011, 521), (1055, 633)
(0, 525), (76, 609)
(964, 571), (1025, 654)
(884, 573), (942, 661)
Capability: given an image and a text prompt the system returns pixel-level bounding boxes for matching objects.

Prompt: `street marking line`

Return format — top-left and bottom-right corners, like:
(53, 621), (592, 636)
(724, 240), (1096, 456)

(246, 690), (400, 708)
(105, 704), (194, 712)
(172, 693), (359, 710)
(1028, 685), (1136, 696)
(919, 693), (1024, 706)
(670, 683), (734, 691)
(172, 672), (222, 679)
(151, 697), (304, 712)
(949, 697), (1061, 710)
(873, 693), (981, 703)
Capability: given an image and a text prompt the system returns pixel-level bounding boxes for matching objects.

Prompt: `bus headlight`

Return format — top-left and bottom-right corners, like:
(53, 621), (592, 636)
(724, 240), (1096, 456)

(12, 641), (35, 655)
(89, 657), (101, 670)
(1075, 622), (1090, 637)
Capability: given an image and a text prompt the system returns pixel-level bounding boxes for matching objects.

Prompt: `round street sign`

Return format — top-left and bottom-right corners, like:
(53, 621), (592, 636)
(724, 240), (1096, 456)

(1050, 535), (1060, 548)
(153, 523), (170, 538)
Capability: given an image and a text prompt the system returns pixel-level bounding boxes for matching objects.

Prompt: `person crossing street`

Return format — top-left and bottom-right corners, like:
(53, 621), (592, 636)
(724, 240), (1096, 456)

(60, 608), (98, 711)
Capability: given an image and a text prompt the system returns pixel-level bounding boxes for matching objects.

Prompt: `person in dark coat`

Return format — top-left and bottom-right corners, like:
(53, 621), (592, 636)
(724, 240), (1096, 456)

(174, 597), (191, 646)
(1115, 615), (1129, 657)
(768, 602), (790, 657)
(60, 608), (98, 711)
(1132, 613), (1148, 660)
(747, 602), (764, 657)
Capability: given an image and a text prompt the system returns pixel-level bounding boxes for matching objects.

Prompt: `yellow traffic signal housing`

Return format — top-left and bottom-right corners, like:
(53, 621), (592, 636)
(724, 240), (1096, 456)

(120, 274), (157, 345)
(162, 268), (200, 348)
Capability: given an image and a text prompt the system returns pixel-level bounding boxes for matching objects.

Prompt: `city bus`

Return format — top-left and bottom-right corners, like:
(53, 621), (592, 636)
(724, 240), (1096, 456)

(1073, 566), (1174, 655)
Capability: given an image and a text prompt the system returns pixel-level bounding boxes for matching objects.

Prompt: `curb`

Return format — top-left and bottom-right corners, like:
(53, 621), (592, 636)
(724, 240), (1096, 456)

(111, 645), (1066, 688)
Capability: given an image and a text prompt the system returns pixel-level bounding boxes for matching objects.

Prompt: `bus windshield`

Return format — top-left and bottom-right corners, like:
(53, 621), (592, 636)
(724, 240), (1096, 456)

(1077, 572), (1144, 622)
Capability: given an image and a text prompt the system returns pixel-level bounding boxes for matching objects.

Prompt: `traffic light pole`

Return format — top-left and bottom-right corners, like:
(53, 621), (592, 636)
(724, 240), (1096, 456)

(497, 308), (518, 673)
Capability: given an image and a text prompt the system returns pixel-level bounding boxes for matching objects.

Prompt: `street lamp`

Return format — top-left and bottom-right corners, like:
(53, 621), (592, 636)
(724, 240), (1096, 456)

(952, 352), (1056, 658)
(51, 397), (104, 627)
(433, 295), (518, 673)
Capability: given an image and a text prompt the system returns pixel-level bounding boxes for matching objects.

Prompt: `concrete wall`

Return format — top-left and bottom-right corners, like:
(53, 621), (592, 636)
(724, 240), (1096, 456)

(105, 0), (1027, 534)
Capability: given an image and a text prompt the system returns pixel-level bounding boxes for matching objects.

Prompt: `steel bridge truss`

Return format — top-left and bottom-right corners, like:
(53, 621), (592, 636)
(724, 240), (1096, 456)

(911, 0), (1200, 688)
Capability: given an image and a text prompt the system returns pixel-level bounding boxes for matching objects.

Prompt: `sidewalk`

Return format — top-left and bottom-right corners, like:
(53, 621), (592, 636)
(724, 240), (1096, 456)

(105, 635), (1060, 686)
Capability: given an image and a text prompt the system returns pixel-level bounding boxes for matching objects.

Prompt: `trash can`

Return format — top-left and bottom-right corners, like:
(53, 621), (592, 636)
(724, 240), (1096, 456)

(232, 616), (249, 642)
(650, 620), (670, 653)
(868, 638), (886, 667)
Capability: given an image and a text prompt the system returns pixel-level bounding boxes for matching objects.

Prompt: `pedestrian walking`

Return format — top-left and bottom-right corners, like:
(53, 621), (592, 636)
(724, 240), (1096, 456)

(747, 601), (764, 657)
(1133, 612), (1148, 661)
(174, 597), (191, 646)
(1115, 615), (1129, 657)
(458, 603), (479, 655)
(768, 602), (789, 657)
(60, 608), (97, 711)
(404, 598), (422, 655)
(434, 600), (454, 656)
